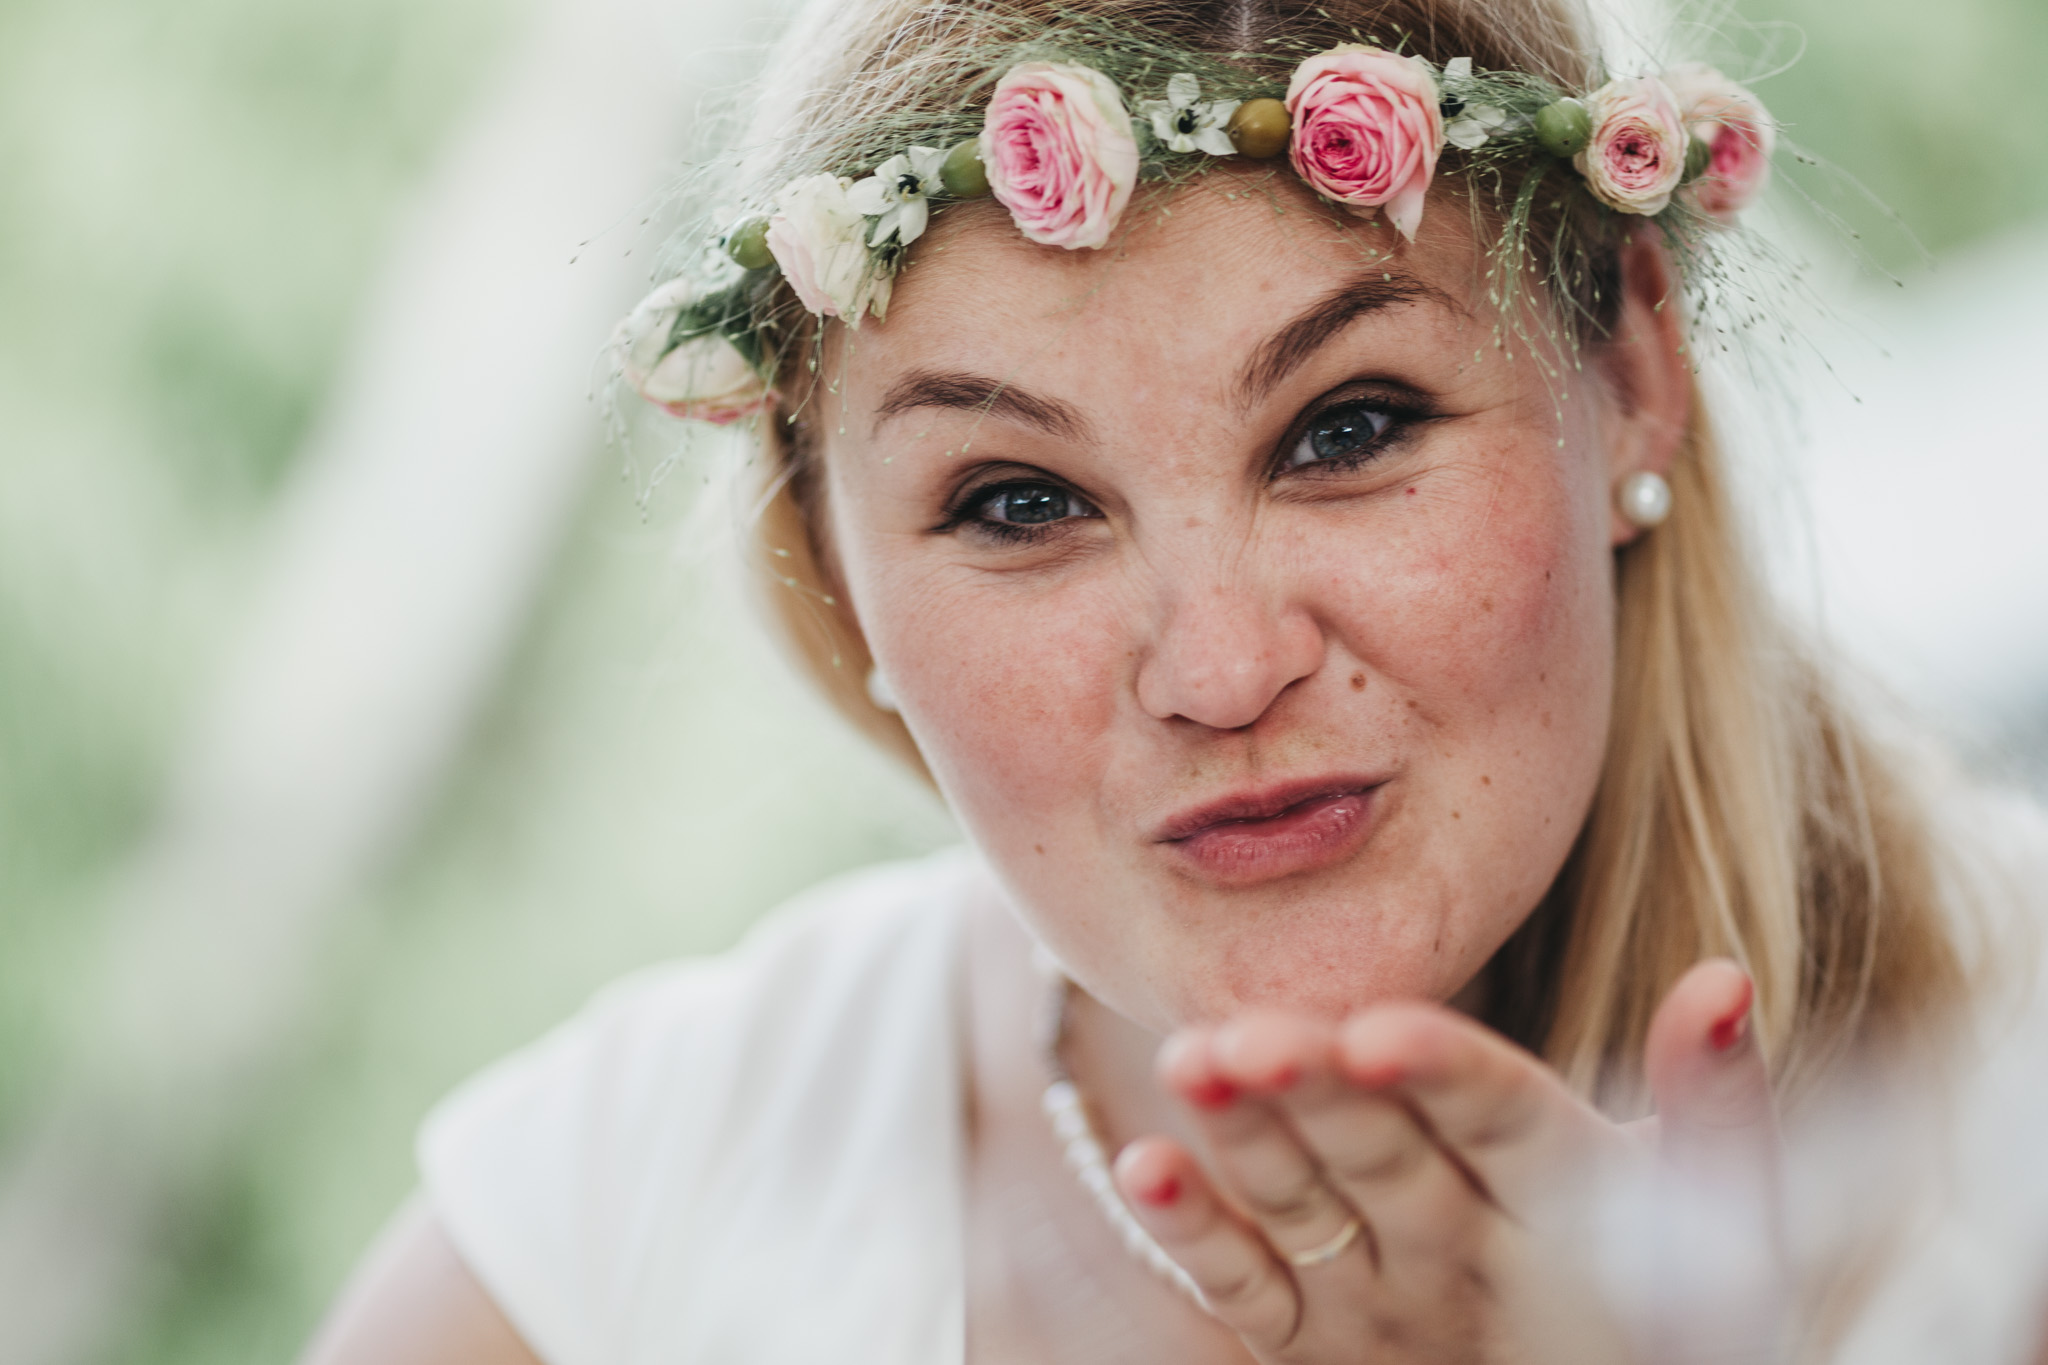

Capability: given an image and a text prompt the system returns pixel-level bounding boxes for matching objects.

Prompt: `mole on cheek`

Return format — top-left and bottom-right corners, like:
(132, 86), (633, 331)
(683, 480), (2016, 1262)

(1350, 673), (1366, 691)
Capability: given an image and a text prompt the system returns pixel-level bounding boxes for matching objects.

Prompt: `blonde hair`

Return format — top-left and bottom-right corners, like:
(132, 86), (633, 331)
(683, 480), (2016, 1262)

(730, 0), (1971, 1110)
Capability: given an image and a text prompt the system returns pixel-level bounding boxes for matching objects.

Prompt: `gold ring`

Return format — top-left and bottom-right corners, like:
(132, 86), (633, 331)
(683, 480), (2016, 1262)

(1284, 1216), (1362, 1268)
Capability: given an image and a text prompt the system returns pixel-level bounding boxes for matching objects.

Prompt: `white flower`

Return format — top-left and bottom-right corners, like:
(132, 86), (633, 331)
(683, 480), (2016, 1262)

(1444, 103), (1509, 149)
(764, 172), (889, 324)
(1443, 56), (1473, 82)
(1138, 72), (1240, 156)
(847, 146), (948, 247)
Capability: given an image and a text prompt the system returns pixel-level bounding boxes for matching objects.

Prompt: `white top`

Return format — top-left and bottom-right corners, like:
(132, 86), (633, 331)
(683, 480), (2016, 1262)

(419, 848), (977, 1365)
(421, 808), (2048, 1365)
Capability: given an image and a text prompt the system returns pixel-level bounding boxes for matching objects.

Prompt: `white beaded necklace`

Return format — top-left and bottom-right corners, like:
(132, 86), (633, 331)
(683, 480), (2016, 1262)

(1036, 966), (1203, 1302)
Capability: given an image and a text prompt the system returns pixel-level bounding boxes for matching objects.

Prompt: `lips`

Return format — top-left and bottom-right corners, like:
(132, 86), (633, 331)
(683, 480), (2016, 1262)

(1155, 775), (1386, 885)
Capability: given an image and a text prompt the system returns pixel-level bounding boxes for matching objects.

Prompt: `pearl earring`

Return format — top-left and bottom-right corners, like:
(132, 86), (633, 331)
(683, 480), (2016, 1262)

(1617, 470), (1672, 529)
(866, 667), (899, 714)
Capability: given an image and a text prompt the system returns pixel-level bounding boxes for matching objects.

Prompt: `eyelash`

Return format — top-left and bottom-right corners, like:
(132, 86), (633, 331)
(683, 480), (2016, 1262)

(937, 478), (1101, 543)
(1273, 389), (1425, 478)
(936, 389), (1426, 542)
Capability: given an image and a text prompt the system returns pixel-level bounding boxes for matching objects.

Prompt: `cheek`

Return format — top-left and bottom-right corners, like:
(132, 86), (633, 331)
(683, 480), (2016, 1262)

(852, 555), (1130, 838)
(1328, 439), (1615, 919)
(1360, 461), (1609, 708)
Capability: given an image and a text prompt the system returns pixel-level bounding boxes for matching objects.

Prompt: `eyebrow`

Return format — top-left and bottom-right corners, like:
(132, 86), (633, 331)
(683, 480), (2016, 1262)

(873, 370), (1092, 443)
(1233, 270), (1458, 409)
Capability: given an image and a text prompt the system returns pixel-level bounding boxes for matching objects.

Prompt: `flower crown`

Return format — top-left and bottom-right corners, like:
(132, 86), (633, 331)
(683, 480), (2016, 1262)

(613, 39), (1774, 425)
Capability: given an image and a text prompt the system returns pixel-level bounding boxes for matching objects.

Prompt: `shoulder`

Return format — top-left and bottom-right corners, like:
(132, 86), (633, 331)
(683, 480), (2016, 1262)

(418, 847), (980, 1365)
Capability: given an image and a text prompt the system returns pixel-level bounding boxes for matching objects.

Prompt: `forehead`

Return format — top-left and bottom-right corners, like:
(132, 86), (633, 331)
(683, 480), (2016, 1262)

(832, 175), (1486, 409)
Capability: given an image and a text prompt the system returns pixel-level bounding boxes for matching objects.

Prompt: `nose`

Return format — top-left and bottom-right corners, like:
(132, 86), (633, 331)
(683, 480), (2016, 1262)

(1134, 571), (1325, 731)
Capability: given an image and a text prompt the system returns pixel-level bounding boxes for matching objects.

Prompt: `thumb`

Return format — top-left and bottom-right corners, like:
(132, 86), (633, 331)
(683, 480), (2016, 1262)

(1643, 958), (1777, 1182)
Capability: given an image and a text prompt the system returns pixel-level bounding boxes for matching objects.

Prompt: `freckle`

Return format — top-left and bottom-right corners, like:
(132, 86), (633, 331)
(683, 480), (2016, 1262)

(1481, 597), (1494, 613)
(1541, 712), (1552, 729)
(1480, 775), (1491, 786)
(1406, 699), (1418, 710)
(1350, 673), (1365, 691)
(1035, 844), (1045, 855)
(1451, 810), (1461, 820)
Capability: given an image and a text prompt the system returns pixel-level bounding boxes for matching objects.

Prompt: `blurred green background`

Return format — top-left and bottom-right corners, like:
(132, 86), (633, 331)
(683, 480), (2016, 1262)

(0, 0), (2043, 1359)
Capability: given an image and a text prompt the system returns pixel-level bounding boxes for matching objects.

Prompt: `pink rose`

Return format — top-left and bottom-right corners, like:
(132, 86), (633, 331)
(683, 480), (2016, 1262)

(1663, 63), (1774, 220)
(639, 334), (771, 425)
(610, 279), (772, 425)
(979, 61), (1139, 250)
(1284, 45), (1443, 240)
(1573, 76), (1687, 215)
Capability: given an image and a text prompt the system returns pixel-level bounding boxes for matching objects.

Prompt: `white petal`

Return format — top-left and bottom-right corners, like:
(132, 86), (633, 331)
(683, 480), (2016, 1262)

(846, 175), (892, 215)
(1472, 104), (1508, 129)
(895, 196), (930, 245)
(1166, 71), (1201, 107)
(1194, 126), (1237, 156)
(1149, 109), (1181, 143)
(1199, 99), (1240, 128)
(872, 152), (911, 182)
(1445, 56), (1472, 80)
(865, 268), (893, 323)
(907, 145), (947, 181)
(1444, 119), (1488, 150)
(1163, 130), (1197, 153)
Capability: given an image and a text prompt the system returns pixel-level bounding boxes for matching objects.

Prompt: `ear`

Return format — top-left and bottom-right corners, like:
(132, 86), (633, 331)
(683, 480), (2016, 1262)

(1594, 233), (1692, 547)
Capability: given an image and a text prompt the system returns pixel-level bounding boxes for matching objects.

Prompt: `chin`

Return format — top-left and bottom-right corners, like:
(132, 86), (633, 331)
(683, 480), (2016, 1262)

(1097, 872), (1493, 1028)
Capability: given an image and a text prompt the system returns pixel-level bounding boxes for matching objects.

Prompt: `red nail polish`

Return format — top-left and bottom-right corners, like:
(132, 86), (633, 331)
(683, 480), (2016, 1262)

(1189, 1078), (1237, 1109)
(1138, 1175), (1180, 1207)
(1348, 1059), (1404, 1089)
(1711, 1008), (1749, 1052)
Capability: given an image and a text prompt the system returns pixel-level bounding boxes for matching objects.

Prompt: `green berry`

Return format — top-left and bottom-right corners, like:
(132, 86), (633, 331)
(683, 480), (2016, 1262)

(1226, 98), (1291, 159)
(1533, 97), (1592, 158)
(939, 139), (990, 198)
(723, 215), (773, 271)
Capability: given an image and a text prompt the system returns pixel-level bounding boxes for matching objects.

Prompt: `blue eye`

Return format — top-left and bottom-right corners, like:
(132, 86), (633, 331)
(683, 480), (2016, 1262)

(978, 481), (1089, 525)
(1288, 402), (1395, 469)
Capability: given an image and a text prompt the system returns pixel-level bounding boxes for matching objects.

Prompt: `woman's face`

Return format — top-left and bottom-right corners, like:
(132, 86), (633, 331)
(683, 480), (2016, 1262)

(812, 178), (1683, 1031)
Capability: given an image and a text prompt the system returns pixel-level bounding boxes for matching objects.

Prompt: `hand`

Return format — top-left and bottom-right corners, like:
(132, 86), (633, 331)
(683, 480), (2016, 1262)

(1111, 960), (1780, 1364)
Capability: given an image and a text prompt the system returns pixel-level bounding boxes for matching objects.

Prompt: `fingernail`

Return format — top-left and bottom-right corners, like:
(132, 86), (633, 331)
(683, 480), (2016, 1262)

(1711, 1006), (1749, 1052)
(1188, 1078), (1237, 1110)
(1137, 1174), (1180, 1207)
(1346, 1058), (1404, 1089)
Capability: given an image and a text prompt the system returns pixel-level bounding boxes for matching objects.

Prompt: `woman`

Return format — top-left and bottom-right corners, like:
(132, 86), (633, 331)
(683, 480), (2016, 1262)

(303, 0), (2040, 1360)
